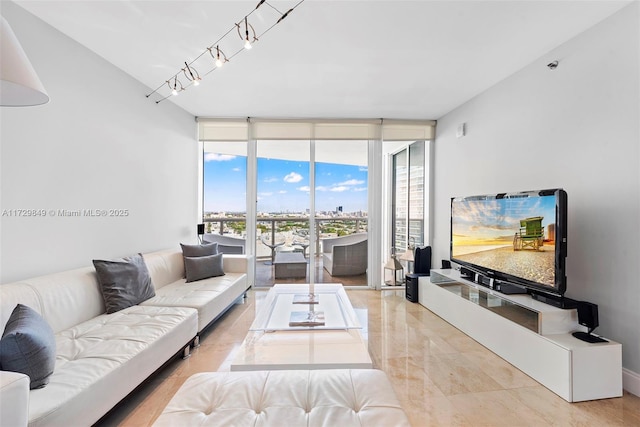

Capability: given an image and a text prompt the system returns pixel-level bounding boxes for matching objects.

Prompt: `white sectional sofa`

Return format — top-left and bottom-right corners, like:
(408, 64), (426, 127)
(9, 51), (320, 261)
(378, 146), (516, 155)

(0, 247), (251, 427)
(141, 249), (251, 333)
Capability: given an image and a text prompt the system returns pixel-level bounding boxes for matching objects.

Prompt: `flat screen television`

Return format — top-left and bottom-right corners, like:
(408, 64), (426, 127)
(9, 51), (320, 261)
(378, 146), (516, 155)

(450, 188), (567, 298)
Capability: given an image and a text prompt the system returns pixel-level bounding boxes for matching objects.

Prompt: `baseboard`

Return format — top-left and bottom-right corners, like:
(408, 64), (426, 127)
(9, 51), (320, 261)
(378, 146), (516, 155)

(623, 367), (640, 397)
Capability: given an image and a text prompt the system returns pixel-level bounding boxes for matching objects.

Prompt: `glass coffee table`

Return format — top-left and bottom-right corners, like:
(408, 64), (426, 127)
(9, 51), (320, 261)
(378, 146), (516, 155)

(230, 284), (373, 371)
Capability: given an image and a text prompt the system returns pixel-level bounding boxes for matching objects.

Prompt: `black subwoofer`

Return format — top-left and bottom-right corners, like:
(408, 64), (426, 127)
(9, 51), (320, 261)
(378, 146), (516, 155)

(405, 274), (421, 303)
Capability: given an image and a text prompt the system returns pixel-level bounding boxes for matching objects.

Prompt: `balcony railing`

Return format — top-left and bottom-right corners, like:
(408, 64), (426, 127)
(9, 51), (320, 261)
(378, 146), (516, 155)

(204, 216), (368, 259)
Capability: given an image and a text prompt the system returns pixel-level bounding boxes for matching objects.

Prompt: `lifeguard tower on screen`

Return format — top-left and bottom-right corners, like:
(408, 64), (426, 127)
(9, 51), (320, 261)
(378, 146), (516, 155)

(513, 216), (544, 251)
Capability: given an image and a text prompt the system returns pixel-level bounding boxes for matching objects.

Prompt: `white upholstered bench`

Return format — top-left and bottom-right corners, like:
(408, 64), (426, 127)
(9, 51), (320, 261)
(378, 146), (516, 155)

(153, 369), (410, 427)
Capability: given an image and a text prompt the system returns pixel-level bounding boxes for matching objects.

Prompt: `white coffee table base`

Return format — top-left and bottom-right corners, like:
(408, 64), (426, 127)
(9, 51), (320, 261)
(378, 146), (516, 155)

(231, 329), (372, 371)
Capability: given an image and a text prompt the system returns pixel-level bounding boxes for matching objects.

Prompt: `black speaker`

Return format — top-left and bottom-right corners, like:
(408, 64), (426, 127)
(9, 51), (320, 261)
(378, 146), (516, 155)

(460, 267), (475, 280)
(405, 274), (421, 303)
(414, 246), (432, 275)
(576, 301), (599, 331)
(197, 223), (205, 235)
(572, 301), (608, 343)
(441, 260), (451, 269)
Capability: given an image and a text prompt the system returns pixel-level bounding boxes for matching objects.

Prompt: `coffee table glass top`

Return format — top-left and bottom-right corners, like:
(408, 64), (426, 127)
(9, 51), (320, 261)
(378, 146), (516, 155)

(249, 284), (362, 331)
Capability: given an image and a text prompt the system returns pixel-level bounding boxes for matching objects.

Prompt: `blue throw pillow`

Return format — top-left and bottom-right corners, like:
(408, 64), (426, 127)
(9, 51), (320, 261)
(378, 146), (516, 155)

(0, 304), (56, 389)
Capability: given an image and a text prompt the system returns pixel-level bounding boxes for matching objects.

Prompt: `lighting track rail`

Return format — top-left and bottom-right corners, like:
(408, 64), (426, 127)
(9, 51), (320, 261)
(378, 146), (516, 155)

(146, 0), (305, 104)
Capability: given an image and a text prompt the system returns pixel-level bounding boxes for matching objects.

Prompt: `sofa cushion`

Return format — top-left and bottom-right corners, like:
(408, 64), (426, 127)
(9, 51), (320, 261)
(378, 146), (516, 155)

(143, 250), (186, 290)
(0, 268), (105, 336)
(27, 305), (197, 426)
(141, 272), (247, 331)
(0, 304), (56, 389)
(93, 254), (156, 314)
(185, 253), (225, 283)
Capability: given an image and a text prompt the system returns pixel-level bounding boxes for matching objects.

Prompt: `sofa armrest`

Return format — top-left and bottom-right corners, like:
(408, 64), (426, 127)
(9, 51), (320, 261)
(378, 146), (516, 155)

(222, 254), (253, 274)
(0, 371), (29, 427)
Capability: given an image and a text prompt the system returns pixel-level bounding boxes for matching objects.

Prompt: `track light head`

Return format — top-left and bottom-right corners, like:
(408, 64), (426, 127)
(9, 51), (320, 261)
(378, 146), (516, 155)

(168, 76), (183, 96)
(183, 62), (201, 86)
(238, 17), (257, 50)
(209, 46), (228, 68)
(547, 60), (559, 70)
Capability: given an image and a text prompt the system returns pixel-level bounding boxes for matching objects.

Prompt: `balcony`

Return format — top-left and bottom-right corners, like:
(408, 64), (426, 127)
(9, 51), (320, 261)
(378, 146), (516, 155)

(204, 216), (368, 286)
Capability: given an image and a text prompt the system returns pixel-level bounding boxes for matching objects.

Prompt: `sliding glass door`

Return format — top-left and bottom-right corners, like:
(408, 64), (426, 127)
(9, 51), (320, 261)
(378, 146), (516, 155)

(255, 140), (310, 285)
(253, 139), (369, 287)
(315, 140), (368, 286)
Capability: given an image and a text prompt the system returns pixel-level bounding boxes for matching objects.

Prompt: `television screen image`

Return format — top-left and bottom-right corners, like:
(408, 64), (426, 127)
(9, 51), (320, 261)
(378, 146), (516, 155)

(450, 189), (567, 295)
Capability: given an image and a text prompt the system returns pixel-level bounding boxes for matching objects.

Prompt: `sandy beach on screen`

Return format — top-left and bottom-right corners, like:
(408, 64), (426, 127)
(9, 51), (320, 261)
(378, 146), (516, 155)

(455, 244), (556, 286)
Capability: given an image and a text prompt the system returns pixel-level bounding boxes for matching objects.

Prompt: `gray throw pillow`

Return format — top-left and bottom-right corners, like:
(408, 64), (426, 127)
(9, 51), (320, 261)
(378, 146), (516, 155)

(180, 242), (218, 258)
(180, 242), (219, 278)
(0, 304), (56, 389)
(93, 253), (156, 314)
(185, 253), (225, 283)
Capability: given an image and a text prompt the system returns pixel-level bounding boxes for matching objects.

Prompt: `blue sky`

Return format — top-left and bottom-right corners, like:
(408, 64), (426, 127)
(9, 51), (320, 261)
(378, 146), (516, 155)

(452, 195), (556, 244)
(204, 154), (368, 213)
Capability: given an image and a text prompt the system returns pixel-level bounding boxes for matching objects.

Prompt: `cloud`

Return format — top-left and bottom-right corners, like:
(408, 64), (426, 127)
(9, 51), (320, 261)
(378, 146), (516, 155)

(284, 172), (303, 183)
(353, 187), (367, 192)
(259, 192), (273, 197)
(359, 166), (368, 172)
(263, 177), (278, 183)
(330, 186), (349, 192)
(337, 179), (365, 186)
(232, 167), (241, 172)
(316, 186), (329, 192)
(298, 186), (310, 192)
(278, 190), (287, 194)
(204, 153), (236, 162)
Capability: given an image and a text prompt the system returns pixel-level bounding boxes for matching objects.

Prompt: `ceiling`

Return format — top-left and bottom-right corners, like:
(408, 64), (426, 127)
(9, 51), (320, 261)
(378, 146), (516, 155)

(13, 0), (632, 120)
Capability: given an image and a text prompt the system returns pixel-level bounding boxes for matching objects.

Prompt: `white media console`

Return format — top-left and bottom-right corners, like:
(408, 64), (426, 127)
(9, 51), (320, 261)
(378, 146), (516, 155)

(419, 269), (622, 402)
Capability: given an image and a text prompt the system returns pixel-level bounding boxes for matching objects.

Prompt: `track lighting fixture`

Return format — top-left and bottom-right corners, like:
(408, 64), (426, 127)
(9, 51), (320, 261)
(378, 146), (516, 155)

(146, 0), (305, 104)
(183, 62), (201, 86)
(209, 45), (228, 68)
(239, 17), (257, 50)
(168, 76), (183, 96)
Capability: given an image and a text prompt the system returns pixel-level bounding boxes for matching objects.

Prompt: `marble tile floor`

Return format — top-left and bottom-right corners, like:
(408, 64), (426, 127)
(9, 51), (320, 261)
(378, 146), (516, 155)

(95, 288), (640, 427)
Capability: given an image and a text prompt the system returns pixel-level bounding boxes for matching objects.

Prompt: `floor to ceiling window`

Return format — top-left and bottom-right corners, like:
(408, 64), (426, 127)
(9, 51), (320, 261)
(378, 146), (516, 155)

(198, 119), (434, 290)
(315, 140), (368, 286)
(202, 141), (248, 252)
(391, 140), (427, 260)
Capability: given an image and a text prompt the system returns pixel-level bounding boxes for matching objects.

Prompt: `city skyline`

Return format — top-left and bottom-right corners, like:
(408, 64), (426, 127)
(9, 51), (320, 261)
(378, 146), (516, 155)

(204, 154), (368, 213)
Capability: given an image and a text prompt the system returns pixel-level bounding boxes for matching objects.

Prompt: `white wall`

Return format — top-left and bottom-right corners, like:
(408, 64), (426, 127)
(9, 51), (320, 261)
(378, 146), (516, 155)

(0, 3), (197, 282)
(433, 3), (640, 383)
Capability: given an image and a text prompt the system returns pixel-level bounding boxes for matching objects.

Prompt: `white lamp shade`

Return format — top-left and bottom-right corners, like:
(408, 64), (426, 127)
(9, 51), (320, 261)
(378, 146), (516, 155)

(399, 248), (414, 262)
(1, 16), (49, 106)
